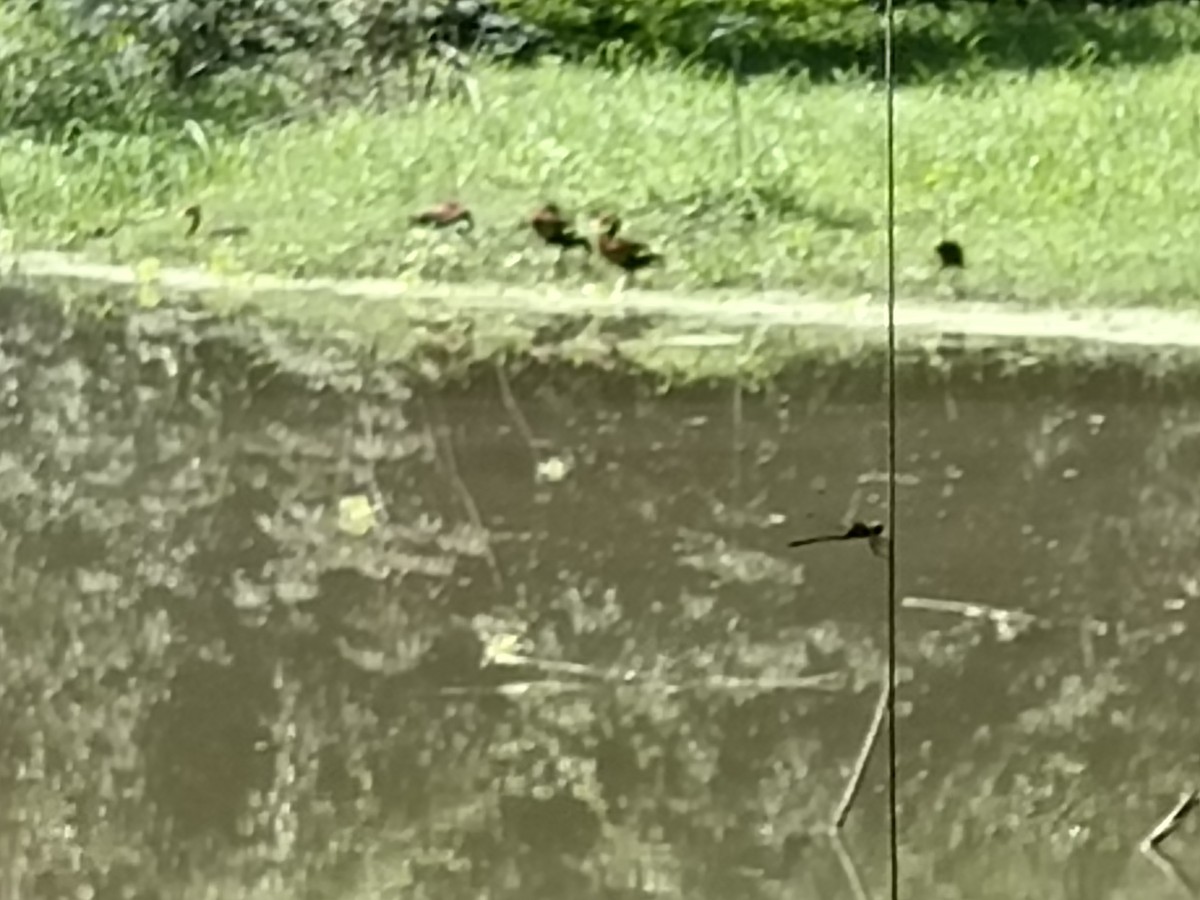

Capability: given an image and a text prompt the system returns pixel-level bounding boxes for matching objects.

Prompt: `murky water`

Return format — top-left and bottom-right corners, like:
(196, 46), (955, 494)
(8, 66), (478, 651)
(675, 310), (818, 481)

(0, 286), (1196, 900)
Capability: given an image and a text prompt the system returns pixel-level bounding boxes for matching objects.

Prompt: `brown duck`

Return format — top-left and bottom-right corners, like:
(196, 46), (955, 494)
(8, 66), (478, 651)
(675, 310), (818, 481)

(410, 201), (474, 231)
(182, 204), (249, 239)
(528, 203), (591, 255)
(595, 213), (662, 284)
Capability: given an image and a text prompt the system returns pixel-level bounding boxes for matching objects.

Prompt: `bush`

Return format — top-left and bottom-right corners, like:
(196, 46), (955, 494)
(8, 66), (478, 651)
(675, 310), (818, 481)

(493, 0), (1200, 78)
(0, 0), (306, 134)
(4, 0), (1200, 138)
(55, 0), (549, 83)
(1, 0), (560, 136)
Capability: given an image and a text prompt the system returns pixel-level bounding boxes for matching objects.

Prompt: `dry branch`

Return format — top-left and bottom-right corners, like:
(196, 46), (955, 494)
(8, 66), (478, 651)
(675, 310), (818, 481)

(1141, 790), (1198, 852)
(832, 675), (892, 830)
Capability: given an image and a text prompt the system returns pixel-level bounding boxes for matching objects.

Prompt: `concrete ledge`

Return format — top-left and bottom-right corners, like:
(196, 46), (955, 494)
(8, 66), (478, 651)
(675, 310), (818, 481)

(7, 250), (1200, 353)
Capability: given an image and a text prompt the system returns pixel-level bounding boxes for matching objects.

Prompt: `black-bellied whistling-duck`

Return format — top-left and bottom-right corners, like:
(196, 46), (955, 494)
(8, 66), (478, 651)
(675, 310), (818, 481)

(410, 201), (474, 231)
(529, 203), (591, 255)
(595, 213), (662, 287)
(788, 520), (888, 558)
(936, 239), (964, 269)
(182, 204), (249, 239)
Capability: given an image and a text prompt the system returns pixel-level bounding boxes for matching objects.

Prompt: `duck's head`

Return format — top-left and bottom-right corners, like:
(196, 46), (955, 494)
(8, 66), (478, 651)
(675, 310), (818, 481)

(593, 213), (621, 236)
(180, 204), (202, 236)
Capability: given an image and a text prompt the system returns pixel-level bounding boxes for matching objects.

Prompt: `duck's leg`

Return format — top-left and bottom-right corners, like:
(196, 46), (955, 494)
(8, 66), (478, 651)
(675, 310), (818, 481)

(949, 266), (966, 301)
(574, 244), (593, 273)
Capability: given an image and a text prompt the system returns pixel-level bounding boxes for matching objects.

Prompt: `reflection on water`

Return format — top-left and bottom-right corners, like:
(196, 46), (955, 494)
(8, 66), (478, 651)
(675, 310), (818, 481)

(0, 287), (1196, 900)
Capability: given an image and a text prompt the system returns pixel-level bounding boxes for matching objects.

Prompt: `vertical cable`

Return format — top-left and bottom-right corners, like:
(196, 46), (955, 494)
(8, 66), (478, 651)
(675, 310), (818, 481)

(882, 0), (901, 897)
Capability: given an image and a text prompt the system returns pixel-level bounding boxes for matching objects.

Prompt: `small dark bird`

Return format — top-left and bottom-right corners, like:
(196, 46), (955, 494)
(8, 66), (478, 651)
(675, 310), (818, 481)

(182, 204), (249, 239)
(529, 203), (591, 255)
(935, 239), (964, 269)
(595, 213), (662, 287)
(788, 520), (888, 558)
(410, 201), (474, 231)
(60, 220), (122, 251)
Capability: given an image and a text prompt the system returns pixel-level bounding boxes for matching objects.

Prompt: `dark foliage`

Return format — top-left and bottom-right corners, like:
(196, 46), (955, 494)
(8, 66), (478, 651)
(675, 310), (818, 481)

(6, 0), (1200, 136)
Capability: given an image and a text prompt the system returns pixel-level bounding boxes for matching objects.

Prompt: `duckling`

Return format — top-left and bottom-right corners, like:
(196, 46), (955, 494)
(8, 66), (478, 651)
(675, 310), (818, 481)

(410, 201), (474, 231)
(182, 204), (249, 239)
(529, 203), (591, 255)
(935, 239), (964, 269)
(80, 222), (122, 239)
(594, 213), (662, 289)
(60, 221), (121, 249)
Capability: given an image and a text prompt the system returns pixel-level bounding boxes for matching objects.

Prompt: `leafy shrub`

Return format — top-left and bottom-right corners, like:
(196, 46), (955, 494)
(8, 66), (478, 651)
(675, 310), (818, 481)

(4, 0), (1200, 137)
(0, 1), (166, 132)
(493, 0), (1200, 78)
(1, 0), (550, 136)
(0, 0), (307, 134)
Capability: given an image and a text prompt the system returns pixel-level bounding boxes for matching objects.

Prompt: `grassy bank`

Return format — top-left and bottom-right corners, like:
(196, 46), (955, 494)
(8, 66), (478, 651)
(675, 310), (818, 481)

(4, 55), (1200, 307)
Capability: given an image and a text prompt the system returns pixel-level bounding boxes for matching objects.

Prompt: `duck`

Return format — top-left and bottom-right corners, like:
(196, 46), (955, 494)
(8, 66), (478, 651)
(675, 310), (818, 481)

(935, 239), (964, 269)
(594, 213), (662, 288)
(410, 201), (474, 231)
(61, 222), (121, 248)
(181, 204), (249, 239)
(528, 203), (591, 255)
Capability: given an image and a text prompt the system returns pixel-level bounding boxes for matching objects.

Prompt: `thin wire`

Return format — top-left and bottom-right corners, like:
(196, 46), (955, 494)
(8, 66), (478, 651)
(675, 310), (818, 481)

(882, 0), (901, 897)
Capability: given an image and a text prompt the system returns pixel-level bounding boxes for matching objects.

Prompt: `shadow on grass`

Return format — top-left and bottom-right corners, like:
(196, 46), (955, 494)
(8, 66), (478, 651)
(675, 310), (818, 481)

(654, 186), (873, 233)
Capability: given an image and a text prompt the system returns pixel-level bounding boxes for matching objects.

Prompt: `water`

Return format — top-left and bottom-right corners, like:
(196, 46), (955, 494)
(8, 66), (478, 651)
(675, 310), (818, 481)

(0, 286), (1196, 900)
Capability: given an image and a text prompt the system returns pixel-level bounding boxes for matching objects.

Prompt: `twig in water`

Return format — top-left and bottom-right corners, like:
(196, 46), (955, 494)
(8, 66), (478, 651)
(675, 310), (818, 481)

(659, 671), (844, 697)
(494, 361), (542, 466)
(1140, 844), (1197, 898)
(1141, 790), (1198, 853)
(902, 594), (1039, 639)
(423, 399), (505, 592)
(832, 674), (892, 830)
(901, 594), (1030, 622)
(829, 830), (873, 900)
(731, 381), (744, 500)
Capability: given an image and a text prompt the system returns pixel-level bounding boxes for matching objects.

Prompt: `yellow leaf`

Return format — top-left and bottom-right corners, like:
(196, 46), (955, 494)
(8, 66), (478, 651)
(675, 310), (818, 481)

(336, 494), (376, 536)
(535, 456), (570, 483)
(483, 632), (526, 667)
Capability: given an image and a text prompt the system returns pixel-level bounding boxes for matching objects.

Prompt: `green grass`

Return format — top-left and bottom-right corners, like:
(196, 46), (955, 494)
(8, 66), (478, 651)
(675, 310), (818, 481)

(4, 55), (1200, 307)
